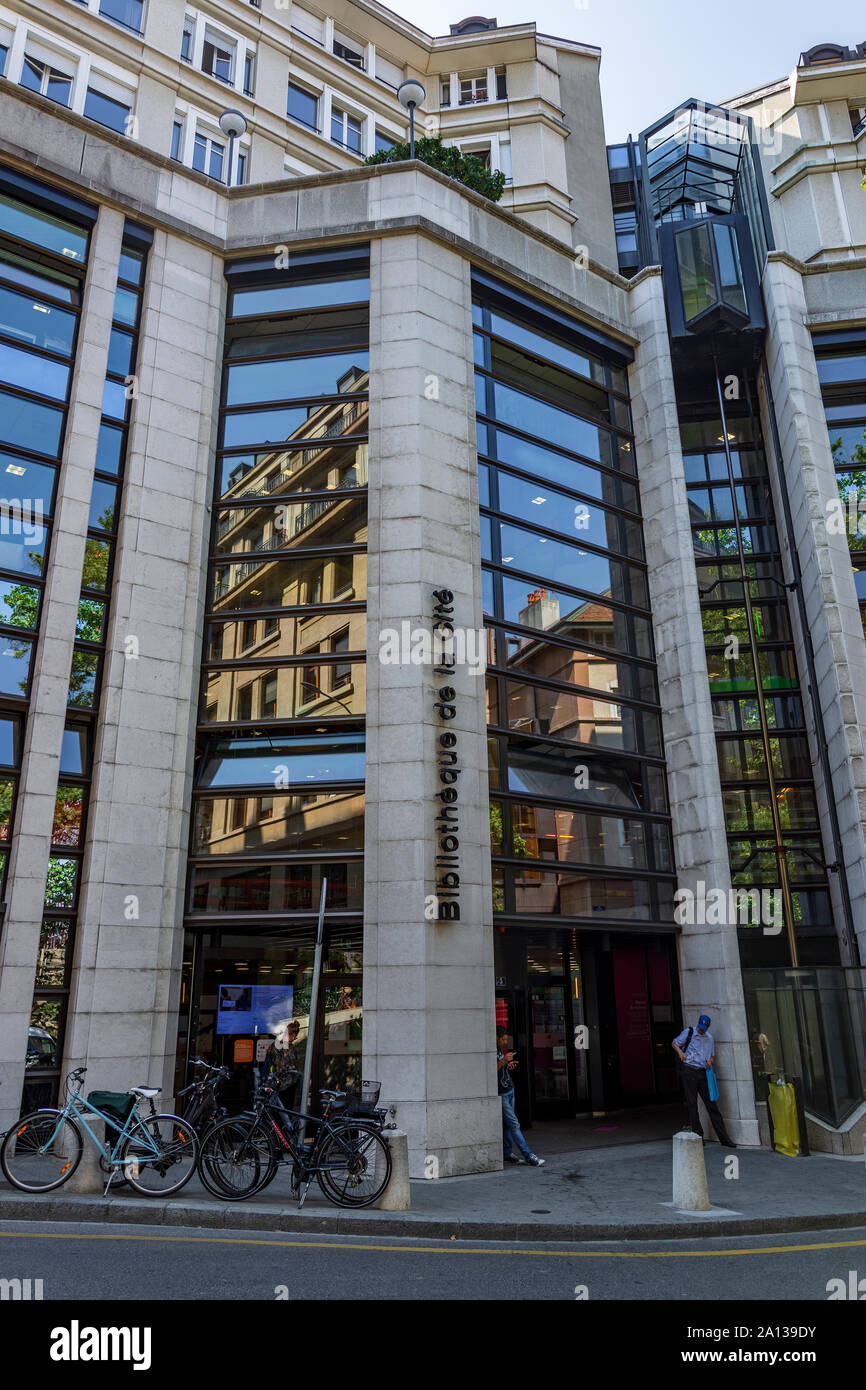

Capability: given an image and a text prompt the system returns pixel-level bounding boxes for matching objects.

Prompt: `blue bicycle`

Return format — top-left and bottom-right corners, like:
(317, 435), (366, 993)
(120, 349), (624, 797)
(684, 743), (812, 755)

(0, 1067), (198, 1197)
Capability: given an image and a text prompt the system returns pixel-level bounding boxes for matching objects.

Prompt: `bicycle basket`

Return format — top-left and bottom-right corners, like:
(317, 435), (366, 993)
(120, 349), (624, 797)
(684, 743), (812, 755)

(345, 1080), (381, 1115)
(87, 1091), (136, 1126)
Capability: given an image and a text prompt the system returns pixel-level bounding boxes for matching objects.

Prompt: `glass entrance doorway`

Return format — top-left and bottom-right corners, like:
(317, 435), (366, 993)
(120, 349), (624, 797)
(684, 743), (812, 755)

(494, 929), (680, 1125)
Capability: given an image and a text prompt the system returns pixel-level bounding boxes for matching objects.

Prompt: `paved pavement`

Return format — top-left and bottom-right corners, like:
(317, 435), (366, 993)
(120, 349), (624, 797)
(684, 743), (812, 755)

(2, 1130), (865, 1241)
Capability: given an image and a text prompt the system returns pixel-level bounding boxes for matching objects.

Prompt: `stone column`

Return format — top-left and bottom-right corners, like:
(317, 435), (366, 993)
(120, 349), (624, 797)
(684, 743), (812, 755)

(760, 254), (866, 966)
(0, 208), (124, 1129)
(62, 228), (223, 1099)
(627, 268), (759, 1145)
(364, 230), (500, 1177)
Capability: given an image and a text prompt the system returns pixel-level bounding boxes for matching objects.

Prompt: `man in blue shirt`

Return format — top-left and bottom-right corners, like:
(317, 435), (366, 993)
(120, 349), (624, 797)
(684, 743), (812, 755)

(672, 1014), (736, 1147)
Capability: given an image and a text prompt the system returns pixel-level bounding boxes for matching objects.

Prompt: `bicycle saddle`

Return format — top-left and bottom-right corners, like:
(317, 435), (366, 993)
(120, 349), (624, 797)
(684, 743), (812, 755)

(319, 1089), (346, 1100)
(129, 1086), (161, 1098)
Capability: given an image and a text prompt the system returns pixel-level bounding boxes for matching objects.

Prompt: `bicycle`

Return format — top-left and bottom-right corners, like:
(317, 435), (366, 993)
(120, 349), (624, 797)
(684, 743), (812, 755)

(197, 1076), (392, 1208)
(0, 1067), (198, 1198)
(176, 1057), (230, 1133)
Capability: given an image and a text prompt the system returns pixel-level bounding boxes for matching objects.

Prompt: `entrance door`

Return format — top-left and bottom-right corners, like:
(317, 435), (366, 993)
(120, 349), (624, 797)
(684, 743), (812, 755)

(530, 983), (570, 1110)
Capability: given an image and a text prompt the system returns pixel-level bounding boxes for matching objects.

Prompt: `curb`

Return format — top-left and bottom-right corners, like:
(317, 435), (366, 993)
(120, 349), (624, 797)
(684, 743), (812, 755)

(2, 1193), (866, 1242)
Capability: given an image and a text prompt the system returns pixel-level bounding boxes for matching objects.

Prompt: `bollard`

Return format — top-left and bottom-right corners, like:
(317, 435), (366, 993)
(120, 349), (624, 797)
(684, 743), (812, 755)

(672, 1128), (710, 1211)
(377, 1129), (411, 1210)
(63, 1121), (106, 1195)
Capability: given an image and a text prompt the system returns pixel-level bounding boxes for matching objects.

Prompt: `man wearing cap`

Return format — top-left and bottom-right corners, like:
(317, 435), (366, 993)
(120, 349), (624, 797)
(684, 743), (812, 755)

(672, 1014), (736, 1147)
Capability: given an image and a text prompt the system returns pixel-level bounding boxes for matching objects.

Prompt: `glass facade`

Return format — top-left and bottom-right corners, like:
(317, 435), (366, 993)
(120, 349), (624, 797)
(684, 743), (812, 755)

(178, 245), (369, 1100)
(813, 330), (866, 637)
(682, 387), (839, 978)
(0, 170), (97, 1110)
(474, 273), (675, 928)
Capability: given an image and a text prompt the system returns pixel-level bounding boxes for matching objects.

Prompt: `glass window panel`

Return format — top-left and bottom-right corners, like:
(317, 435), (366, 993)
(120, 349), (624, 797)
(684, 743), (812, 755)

(192, 790), (365, 854)
(189, 860), (363, 914)
(225, 351), (370, 406)
(225, 310), (368, 361)
(675, 222), (716, 322)
(196, 734), (365, 790)
(0, 249), (79, 305)
(483, 426), (640, 513)
(35, 917), (70, 988)
(495, 571), (651, 659)
(496, 630), (657, 702)
(495, 521), (648, 610)
(218, 439), (368, 505)
(82, 537), (111, 591)
(0, 451), (56, 514)
(68, 649), (100, 707)
(26, 997), (64, 1075)
(0, 387), (63, 455)
(84, 87), (131, 134)
(509, 801), (667, 872)
(478, 376), (633, 473)
(98, 0), (144, 31)
(504, 739), (657, 810)
(95, 422), (124, 475)
(112, 285), (138, 327)
(0, 714), (21, 766)
(0, 193), (87, 263)
(485, 336), (620, 428)
(118, 247), (145, 285)
(0, 633), (32, 695)
(0, 578), (39, 629)
(0, 775), (13, 842)
(0, 520), (47, 577)
(494, 469), (643, 559)
(713, 223), (747, 314)
(106, 327), (133, 377)
(200, 662), (366, 721)
(481, 306), (606, 385)
(229, 276), (370, 318)
(0, 284), (76, 355)
(76, 596), (105, 642)
(0, 342), (69, 400)
(88, 479), (117, 532)
(501, 864), (658, 920)
(499, 676), (643, 752)
(287, 82), (319, 128)
(209, 552), (367, 611)
(52, 784), (84, 845)
(45, 855), (78, 908)
(60, 724), (89, 774)
(214, 497), (366, 555)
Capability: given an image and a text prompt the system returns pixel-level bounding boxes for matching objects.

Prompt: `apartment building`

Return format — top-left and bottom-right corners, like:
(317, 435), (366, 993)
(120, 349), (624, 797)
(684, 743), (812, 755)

(0, 3), (864, 1176)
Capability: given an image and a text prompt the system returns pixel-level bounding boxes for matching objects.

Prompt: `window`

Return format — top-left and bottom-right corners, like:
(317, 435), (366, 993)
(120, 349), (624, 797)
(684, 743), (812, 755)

(850, 107), (866, 137)
(440, 79), (451, 108)
(375, 130), (397, 155)
(333, 31), (364, 70)
(287, 81), (318, 131)
(181, 18), (194, 62)
(375, 53), (402, 89)
(171, 119), (183, 161)
(237, 684), (253, 720)
(291, 5), (324, 44)
(0, 45), (7, 78)
(243, 52), (255, 97)
(84, 87), (131, 134)
(98, 0), (143, 33)
(261, 673), (277, 717)
(237, 150), (248, 186)
(332, 631), (350, 687)
(240, 618), (257, 649)
(202, 36), (234, 85)
(193, 131), (225, 181)
(20, 57), (73, 107)
(301, 649), (322, 700)
(459, 72), (487, 105)
(495, 67), (507, 100)
(331, 107), (362, 155)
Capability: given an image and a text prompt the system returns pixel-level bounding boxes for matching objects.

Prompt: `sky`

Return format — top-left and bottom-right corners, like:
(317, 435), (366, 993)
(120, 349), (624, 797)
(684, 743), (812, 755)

(390, 0), (866, 141)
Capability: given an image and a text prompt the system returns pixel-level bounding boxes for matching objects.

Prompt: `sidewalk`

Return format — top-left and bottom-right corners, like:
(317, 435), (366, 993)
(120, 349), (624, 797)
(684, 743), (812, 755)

(2, 1135), (865, 1241)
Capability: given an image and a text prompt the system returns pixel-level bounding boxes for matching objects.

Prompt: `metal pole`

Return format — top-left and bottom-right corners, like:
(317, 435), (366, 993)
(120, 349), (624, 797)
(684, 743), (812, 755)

(409, 103), (415, 161)
(227, 133), (236, 187)
(299, 876), (327, 1142)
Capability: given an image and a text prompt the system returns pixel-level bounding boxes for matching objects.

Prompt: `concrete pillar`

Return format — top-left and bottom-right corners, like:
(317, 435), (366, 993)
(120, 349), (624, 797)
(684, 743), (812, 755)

(0, 207), (124, 1130)
(627, 267), (759, 1146)
(61, 228), (223, 1102)
(760, 253), (866, 967)
(363, 230), (500, 1178)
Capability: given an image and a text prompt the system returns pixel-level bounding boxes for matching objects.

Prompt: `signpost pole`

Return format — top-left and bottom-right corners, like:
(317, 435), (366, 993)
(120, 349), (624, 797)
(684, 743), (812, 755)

(299, 876), (327, 1142)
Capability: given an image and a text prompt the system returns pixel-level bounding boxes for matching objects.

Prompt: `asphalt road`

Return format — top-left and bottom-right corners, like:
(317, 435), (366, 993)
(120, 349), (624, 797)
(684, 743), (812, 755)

(1, 1220), (865, 1302)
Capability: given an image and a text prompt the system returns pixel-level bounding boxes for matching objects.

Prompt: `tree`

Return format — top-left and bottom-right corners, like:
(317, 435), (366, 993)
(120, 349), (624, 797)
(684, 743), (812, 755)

(364, 136), (506, 203)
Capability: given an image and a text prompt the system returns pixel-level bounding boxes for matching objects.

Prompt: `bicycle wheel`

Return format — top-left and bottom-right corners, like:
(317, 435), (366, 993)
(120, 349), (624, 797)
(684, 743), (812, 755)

(1, 1111), (83, 1193)
(119, 1114), (197, 1197)
(197, 1117), (276, 1201)
(317, 1123), (392, 1208)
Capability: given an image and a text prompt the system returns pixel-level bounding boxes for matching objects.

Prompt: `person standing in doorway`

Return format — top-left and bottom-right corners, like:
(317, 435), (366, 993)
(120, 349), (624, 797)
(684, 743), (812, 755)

(497, 1027), (545, 1167)
(672, 1014), (737, 1147)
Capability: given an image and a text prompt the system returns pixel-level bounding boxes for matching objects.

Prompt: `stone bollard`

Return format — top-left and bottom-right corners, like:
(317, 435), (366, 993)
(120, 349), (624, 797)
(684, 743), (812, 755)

(63, 1120), (106, 1195)
(672, 1128), (710, 1211)
(377, 1129), (411, 1210)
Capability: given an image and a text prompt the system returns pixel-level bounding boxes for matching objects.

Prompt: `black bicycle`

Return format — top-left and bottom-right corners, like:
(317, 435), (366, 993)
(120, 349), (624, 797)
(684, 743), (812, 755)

(197, 1076), (392, 1208)
(177, 1058), (230, 1133)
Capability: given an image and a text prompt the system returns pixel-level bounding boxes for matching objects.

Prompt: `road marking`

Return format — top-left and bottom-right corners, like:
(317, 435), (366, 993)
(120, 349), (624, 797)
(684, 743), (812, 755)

(1, 1229), (865, 1258)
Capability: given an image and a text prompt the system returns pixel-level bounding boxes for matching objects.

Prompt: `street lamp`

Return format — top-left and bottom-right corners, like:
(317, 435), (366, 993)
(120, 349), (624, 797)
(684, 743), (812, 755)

(219, 108), (247, 187)
(397, 79), (426, 160)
